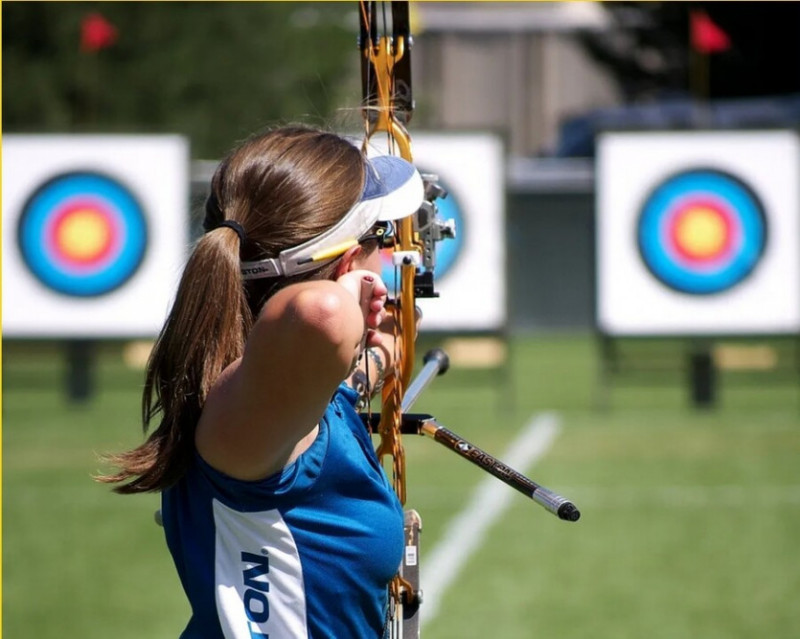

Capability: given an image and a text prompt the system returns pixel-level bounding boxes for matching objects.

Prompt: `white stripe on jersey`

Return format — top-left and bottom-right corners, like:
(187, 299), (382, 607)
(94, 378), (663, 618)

(213, 499), (309, 639)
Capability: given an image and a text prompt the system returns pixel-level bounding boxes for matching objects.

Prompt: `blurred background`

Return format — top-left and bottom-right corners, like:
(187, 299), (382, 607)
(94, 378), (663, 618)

(3, 2), (799, 638)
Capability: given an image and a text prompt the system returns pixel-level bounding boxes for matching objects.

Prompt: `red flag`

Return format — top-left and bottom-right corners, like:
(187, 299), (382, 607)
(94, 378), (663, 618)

(80, 12), (118, 53)
(690, 9), (731, 54)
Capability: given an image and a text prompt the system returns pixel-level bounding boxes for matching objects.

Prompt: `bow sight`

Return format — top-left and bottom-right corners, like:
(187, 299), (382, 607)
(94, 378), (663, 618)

(414, 174), (457, 298)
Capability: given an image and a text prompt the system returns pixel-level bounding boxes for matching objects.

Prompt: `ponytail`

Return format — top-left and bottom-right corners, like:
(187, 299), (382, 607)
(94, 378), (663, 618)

(97, 227), (251, 493)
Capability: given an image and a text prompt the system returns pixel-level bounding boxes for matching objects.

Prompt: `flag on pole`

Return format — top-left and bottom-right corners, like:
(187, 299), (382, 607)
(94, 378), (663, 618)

(81, 12), (118, 53)
(690, 9), (731, 55)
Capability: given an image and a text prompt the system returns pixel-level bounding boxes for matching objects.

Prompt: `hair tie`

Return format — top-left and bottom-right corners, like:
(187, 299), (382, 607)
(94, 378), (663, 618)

(203, 192), (224, 232)
(218, 220), (247, 245)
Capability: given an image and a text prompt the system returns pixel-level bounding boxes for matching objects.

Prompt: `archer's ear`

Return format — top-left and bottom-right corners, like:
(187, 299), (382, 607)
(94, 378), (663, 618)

(335, 245), (363, 278)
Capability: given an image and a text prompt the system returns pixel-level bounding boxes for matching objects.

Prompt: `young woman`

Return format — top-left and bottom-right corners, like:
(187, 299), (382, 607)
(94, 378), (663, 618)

(98, 125), (425, 638)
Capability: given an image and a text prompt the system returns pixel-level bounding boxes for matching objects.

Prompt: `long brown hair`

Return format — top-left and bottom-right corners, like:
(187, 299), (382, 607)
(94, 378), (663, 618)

(97, 126), (365, 493)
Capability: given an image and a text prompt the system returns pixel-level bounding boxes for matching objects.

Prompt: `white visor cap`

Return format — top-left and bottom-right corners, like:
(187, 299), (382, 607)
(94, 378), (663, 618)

(241, 155), (424, 280)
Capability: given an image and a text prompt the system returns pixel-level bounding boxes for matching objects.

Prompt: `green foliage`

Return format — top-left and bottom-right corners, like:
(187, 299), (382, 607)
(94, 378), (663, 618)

(2, 2), (360, 158)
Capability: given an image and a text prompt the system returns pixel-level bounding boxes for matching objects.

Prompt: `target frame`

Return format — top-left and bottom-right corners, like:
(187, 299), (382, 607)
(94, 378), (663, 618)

(595, 129), (800, 337)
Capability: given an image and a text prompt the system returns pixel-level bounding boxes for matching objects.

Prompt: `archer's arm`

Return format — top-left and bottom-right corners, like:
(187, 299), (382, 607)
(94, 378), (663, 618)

(195, 273), (384, 480)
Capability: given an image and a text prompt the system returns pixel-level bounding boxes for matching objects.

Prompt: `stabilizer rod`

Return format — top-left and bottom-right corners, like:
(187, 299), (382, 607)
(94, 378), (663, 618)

(362, 412), (581, 522)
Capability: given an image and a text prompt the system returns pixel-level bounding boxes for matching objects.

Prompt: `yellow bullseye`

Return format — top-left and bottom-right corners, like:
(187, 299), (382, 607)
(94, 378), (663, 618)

(674, 207), (728, 259)
(57, 209), (111, 260)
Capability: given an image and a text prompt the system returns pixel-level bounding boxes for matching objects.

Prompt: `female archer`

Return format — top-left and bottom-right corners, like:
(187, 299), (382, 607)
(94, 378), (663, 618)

(98, 125), (425, 638)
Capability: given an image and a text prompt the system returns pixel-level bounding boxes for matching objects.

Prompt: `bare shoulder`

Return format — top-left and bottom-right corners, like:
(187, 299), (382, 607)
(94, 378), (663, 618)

(195, 280), (364, 480)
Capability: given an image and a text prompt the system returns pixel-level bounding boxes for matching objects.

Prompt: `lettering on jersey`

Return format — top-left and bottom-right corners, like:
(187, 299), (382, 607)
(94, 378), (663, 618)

(242, 551), (270, 638)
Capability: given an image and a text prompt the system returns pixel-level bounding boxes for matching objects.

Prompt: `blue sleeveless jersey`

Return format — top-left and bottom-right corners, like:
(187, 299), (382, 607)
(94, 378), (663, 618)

(161, 384), (404, 638)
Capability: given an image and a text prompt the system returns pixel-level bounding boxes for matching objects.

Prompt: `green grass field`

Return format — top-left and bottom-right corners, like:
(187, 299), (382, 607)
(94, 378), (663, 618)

(3, 335), (799, 638)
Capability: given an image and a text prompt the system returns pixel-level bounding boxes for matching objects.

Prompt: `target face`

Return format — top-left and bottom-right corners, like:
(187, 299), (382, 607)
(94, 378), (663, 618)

(637, 168), (767, 295)
(380, 176), (465, 289)
(17, 171), (148, 297)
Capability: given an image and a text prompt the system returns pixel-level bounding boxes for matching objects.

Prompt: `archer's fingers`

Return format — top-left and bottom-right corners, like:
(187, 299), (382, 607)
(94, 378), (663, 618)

(359, 275), (376, 319)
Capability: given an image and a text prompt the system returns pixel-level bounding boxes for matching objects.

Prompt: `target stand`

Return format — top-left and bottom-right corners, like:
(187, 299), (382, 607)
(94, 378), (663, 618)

(3, 134), (190, 401)
(595, 129), (800, 409)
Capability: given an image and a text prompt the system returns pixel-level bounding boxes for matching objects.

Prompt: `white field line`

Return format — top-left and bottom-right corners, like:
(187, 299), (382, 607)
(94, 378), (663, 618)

(419, 412), (561, 629)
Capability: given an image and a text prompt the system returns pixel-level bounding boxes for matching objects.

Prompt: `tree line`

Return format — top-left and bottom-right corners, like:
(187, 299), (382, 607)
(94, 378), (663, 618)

(3, 2), (362, 158)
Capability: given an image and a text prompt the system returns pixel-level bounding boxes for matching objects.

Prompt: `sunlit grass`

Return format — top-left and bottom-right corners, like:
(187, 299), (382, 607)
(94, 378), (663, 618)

(3, 335), (799, 638)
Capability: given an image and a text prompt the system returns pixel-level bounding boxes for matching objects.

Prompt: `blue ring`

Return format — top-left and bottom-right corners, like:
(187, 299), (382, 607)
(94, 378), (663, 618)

(17, 172), (148, 297)
(637, 169), (767, 295)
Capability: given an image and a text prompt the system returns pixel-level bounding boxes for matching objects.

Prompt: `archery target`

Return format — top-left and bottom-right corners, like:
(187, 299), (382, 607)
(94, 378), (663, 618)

(637, 169), (767, 295)
(3, 134), (189, 338)
(597, 130), (800, 336)
(367, 134), (505, 331)
(17, 171), (148, 297)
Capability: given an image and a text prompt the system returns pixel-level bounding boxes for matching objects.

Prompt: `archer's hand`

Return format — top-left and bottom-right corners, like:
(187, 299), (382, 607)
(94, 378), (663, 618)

(336, 270), (388, 348)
